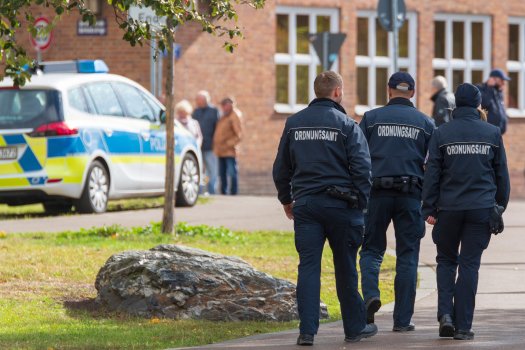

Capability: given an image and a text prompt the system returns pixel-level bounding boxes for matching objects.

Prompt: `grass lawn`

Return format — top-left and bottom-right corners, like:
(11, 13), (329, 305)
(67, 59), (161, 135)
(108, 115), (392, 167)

(0, 223), (396, 350)
(0, 196), (212, 220)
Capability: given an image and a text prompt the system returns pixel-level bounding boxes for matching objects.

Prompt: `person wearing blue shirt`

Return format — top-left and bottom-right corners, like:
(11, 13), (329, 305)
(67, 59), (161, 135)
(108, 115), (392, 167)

(359, 72), (435, 333)
(193, 90), (220, 194)
(423, 83), (510, 340)
(273, 71), (377, 346)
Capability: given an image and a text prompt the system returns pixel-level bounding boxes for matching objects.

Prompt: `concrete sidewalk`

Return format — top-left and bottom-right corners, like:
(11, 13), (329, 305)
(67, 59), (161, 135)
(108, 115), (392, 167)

(175, 199), (525, 350)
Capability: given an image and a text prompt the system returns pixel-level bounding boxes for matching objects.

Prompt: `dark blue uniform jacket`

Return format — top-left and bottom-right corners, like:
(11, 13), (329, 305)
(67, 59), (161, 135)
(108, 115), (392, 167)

(272, 98), (372, 207)
(359, 98), (435, 183)
(477, 83), (508, 134)
(422, 106), (510, 218)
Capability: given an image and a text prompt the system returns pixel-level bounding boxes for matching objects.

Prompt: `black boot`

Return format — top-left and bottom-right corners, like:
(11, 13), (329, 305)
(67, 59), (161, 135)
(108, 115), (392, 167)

(439, 314), (454, 337)
(365, 297), (381, 324)
(454, 329), (474, 340)
(345, 324), (378, 343)
(296, 334), (314, 346)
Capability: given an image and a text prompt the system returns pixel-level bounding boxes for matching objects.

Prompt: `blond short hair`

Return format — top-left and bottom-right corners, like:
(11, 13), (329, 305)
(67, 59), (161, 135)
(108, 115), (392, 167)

(314, 71), (343, 98)
(175, 99), (193, 115)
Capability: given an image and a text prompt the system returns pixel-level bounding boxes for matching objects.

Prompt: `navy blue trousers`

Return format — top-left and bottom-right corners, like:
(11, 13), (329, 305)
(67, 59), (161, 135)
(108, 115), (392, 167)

(218, 157), (238, 195)
(293, 194), (366, 337)
(432, 209), (491, 330)
(359, 196), (425, 327)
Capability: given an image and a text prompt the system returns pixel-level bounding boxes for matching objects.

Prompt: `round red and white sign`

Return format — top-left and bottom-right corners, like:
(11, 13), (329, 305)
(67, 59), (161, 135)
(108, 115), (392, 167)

(30, 17), (52, 51)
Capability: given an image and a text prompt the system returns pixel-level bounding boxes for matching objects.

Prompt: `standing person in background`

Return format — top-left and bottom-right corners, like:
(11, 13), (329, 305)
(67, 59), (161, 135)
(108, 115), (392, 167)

(423, 83), (510, 340)
(214, 97), (243, 195)
(175, 100), (203, 148)
(431, 76), (455, 127)
(477, 69), (511, 134)
(193, 90), (220, 195)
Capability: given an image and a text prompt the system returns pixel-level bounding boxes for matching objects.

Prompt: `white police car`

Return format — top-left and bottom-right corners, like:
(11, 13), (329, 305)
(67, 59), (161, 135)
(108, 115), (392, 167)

(0, 60), (202, 214)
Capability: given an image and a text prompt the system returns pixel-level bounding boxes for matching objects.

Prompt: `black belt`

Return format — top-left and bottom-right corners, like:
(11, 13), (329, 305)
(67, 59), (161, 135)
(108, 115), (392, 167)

(372, 176), (421, 193)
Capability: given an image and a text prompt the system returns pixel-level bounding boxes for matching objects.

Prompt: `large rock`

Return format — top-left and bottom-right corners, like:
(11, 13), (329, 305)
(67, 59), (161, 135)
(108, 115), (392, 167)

(95, 244), (329, 321)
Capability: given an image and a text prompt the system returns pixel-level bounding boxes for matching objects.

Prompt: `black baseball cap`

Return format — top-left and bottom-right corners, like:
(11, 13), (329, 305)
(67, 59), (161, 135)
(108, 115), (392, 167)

(388, 71), (415, 91)
(489, 68), (511, 81)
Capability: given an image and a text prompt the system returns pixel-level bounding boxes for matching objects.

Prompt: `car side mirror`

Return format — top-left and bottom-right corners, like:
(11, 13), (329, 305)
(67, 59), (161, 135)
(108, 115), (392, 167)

(160, 110), (166, 124)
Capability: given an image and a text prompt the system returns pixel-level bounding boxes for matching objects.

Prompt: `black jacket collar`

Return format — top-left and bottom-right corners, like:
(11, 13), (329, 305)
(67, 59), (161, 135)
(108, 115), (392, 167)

(387, 97), (414, 107)
(430, 88), (446, 102)
(452, 106), (481, 120)
(309, 98), (347, 115)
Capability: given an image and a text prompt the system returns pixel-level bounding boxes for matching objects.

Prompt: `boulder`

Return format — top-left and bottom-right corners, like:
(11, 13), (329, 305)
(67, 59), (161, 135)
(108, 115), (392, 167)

(95, 244), (329, 321)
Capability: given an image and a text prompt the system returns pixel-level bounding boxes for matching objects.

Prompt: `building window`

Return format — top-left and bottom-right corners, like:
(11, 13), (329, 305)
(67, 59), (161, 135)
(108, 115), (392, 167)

(355, 11), (417, 115)
(275, 6), (339, 114)
(432, 14), (491, 92)
(507, 18), (525, 116)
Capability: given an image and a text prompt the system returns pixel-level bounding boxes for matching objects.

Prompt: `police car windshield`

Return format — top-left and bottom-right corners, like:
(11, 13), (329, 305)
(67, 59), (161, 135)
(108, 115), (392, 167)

(0, 89), (62, 129)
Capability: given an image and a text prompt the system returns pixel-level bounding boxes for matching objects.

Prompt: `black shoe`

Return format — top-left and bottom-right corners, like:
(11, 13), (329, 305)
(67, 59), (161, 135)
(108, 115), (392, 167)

(365, 297), (382, 324)
(296, 334), (314, 346)
(454, 329), (474, 340)
(393, 322), (416, 332)
(344, 323), (378, 343)
(439, 314), (455, 338)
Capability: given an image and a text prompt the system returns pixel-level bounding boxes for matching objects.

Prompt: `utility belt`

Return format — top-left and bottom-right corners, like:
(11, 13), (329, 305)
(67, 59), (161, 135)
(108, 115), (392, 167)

(325, 185), (359, 209)
(372, 176), (421, 193)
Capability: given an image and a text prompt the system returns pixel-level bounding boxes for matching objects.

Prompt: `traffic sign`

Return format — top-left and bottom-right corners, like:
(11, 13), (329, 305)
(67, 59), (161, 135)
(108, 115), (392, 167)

(309, 32), (347, 71)
(377, 0), (406, 32)
(128, 5), (167, 29)
(30, 17), (52, 51)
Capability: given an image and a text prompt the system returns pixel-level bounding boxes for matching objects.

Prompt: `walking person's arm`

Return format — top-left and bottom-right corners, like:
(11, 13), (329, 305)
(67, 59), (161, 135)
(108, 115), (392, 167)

(344, 120), (372, 209)
(422, 132), (442, 225)
(494, 132), (511, 209)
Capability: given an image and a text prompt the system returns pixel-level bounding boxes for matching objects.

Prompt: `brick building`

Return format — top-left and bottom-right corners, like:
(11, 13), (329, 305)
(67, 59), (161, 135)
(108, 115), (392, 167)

(26, 0), (525, 198)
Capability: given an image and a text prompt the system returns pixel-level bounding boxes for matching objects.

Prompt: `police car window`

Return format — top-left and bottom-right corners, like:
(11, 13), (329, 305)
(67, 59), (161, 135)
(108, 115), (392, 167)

(144, 94), (163, 120)
(113, 83), (155, 121)
(0, 89), (61, 129)
(85, 83), (124, 117)
(68, 87), (89, 113)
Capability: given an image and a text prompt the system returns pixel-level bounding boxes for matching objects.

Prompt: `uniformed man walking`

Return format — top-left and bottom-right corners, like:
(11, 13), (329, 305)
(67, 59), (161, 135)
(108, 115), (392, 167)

(359, 72), (435, 332)
(423, 83), (510, 340)
(273, 71), (377, 346)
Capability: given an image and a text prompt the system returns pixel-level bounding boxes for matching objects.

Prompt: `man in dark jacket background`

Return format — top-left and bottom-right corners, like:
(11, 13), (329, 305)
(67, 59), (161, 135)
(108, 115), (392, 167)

(273, 71), (377, 346)
(193, 90), (220, 194)
(477, 69), (511, 134)
(431, 75), (455, 127)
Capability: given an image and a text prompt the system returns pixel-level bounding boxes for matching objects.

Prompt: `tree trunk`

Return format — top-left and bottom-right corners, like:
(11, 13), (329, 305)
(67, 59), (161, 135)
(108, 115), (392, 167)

(161, 18), (176, 234)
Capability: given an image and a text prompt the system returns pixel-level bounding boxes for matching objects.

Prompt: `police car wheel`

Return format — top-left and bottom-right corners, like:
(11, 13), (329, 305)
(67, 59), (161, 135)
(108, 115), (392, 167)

(76, 161), (109, 214)
(176, 153), (200, 207)
(43, 201), (73, 214)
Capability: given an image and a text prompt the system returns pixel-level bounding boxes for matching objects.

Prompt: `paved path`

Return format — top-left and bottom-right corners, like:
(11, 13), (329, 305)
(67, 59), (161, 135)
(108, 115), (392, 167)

(3, 197), (525, 349)
(0, 196), (293, 234)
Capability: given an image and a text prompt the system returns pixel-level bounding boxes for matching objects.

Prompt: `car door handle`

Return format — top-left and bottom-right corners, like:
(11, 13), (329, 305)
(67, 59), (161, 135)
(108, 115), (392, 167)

(141, 132), (150, 141)
(103, 129), (113, 137)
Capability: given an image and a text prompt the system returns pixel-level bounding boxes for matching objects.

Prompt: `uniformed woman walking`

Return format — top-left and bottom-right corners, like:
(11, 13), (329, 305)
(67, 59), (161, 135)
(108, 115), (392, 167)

(422, 83), (510, 340)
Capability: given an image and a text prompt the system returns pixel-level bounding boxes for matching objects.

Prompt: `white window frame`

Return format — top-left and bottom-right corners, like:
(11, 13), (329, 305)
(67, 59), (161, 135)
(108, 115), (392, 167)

(275, 6), (339, 114)
(355, 11), (418, 116)
(507, 17), (525, 117)
(432, 14), (491, 89)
